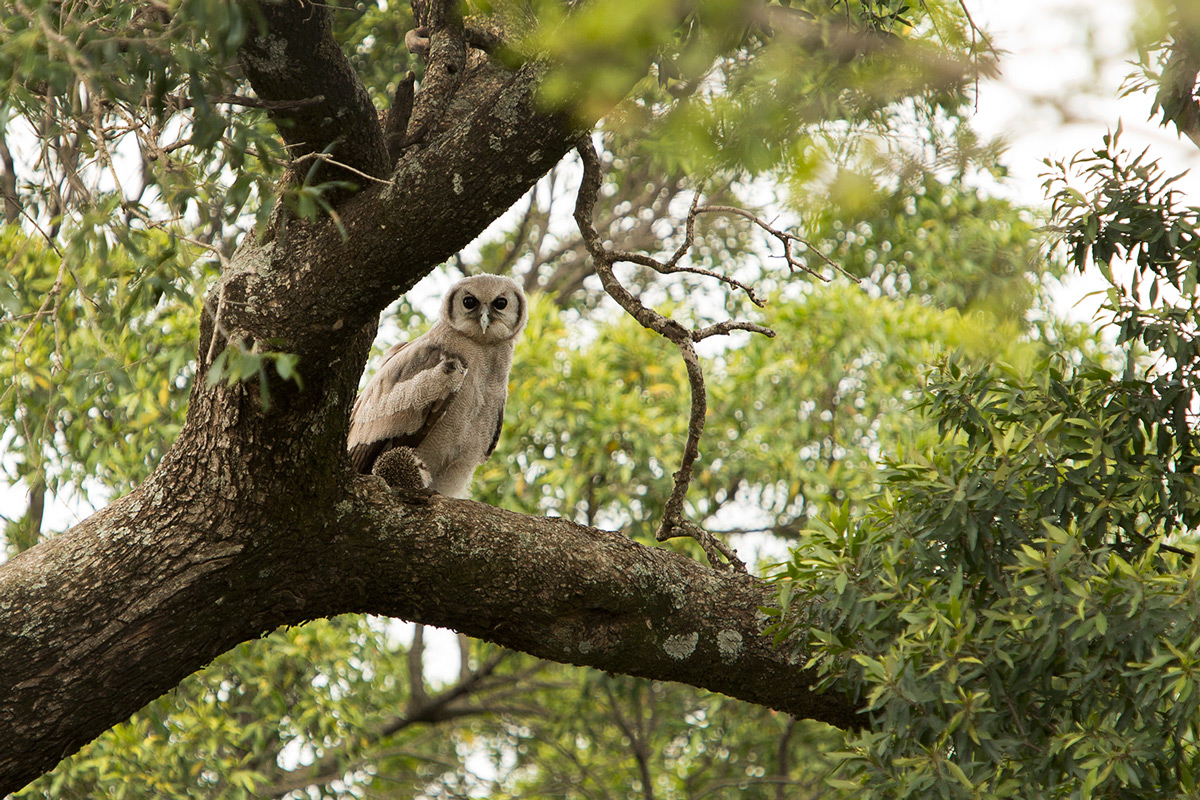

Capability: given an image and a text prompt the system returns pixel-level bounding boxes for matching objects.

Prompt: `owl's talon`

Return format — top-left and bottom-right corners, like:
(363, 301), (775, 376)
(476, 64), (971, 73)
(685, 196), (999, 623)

(372, 446), (432, 494)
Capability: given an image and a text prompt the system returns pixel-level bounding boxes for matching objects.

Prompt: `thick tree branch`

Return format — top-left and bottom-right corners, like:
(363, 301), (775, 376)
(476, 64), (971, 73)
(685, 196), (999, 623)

(215, 61), (587, 367)
(238, 0), (389, 187)
(404, 0), (468, 148)
(0, 475), (856, 795)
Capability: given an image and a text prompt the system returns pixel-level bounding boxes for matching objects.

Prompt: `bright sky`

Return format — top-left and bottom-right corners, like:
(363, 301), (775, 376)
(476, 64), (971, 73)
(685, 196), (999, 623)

(974, 0), (1200, 193)
(971, 0), (1200, 321)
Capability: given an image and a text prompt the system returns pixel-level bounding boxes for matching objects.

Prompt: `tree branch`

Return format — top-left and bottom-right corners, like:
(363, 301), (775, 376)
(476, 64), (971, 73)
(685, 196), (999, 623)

(404, 0), (468, 149)
(0, 128), (19, 224)
(573, 137), (779, 570)
(0, 476), (857, 794)
(215, 61), (588, 366)
(237, 0), (389, 187)
(691, 204), (857, 282)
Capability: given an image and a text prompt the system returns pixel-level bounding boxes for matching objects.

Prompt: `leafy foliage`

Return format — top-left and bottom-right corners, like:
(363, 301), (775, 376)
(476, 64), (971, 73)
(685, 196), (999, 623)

(0, 228), (201, 550)
(775, 122), (1200, 800)
(0, 0), (284, 238)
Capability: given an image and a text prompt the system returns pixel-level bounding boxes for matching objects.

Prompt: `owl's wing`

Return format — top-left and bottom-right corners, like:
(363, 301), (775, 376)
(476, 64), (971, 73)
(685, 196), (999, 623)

(348, 338), (467, 474)
(485, 400), (505, 458)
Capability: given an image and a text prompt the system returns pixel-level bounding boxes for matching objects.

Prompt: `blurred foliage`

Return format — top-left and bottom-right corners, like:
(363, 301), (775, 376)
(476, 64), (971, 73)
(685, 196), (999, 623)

(19, 617), (471, 800)
(1125, 0), (1200, 145)
(19, 616), (843, 799)
(524, 0), (993, 178)
(0, 227), (202, 551)
(0, 0), (285, 247)
(773, 101), (1200, 800)
(477, 283), (1070, 549)
(802, 117), (1054, 318)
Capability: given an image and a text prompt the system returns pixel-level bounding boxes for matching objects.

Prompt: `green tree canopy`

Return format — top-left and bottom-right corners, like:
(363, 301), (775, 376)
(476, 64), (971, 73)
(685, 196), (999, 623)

(2, 0), (1197, 798)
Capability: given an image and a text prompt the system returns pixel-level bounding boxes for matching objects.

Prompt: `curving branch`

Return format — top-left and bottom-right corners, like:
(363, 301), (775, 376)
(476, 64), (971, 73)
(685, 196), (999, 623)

(0, 474), (858, 794)
(573, 138), (783, 571)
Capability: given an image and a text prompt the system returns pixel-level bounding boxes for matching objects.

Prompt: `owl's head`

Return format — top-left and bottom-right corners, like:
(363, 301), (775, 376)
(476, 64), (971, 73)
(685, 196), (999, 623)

(442, 275), (528, 343)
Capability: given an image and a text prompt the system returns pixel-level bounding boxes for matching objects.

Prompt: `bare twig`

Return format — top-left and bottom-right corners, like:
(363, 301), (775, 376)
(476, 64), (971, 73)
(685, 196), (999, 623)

(574, 138), (764, 572)
(611, 191), (772, 305)
(693, 204), (858, 282)
(289, 151), (398, 187)
(164, 92), (327, 112)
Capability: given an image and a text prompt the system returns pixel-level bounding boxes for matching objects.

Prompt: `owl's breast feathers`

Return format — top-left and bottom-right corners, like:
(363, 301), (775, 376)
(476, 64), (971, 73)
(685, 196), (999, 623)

(348, 273), (526, 494)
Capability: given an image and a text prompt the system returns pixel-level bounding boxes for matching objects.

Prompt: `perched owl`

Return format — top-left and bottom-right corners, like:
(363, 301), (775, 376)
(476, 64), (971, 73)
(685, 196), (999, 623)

(348, 275), (527, 498)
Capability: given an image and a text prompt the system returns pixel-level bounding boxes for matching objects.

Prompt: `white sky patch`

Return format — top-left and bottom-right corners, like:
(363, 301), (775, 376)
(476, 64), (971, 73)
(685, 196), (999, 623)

(970, 1), (1200, 325)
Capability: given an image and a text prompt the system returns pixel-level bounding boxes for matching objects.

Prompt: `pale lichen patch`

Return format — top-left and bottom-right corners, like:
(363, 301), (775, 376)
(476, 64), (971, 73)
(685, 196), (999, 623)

(716, 630), (743, 661)
(663, 631), (698, 660)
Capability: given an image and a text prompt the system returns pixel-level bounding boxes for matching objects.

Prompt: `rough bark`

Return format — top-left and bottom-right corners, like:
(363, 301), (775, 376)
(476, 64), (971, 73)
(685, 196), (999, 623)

(237, 0), (390, 185)
(0, 469), (855, 793)
(0, 1), (862, 793)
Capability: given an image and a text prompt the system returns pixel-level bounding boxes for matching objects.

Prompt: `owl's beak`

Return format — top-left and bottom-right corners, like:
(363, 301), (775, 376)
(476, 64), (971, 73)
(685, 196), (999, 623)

(479, 307), (490, 333)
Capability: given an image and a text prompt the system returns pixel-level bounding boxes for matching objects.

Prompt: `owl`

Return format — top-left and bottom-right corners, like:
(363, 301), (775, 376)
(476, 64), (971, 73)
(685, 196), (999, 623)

(348, 275), (527, 498)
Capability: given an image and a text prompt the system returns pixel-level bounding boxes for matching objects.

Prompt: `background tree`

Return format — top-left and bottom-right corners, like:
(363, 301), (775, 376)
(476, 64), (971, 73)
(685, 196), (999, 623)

(2, 0), (1194, 798)
(771, 5), (1200, 798)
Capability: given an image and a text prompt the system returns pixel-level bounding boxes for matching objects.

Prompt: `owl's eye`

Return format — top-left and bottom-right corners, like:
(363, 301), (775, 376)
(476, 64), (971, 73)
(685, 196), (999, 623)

(462, 295), (479, 310)
(491, 297), (508, 311)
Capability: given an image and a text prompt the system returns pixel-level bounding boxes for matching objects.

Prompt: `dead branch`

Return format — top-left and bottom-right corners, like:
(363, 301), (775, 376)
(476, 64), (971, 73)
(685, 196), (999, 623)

(573, 137), (788, 572)
(692, 204), (858, 282)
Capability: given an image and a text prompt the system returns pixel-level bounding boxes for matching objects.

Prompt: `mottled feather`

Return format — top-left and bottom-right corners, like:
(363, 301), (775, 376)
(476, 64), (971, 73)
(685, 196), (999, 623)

(348, 341), (467, 473)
